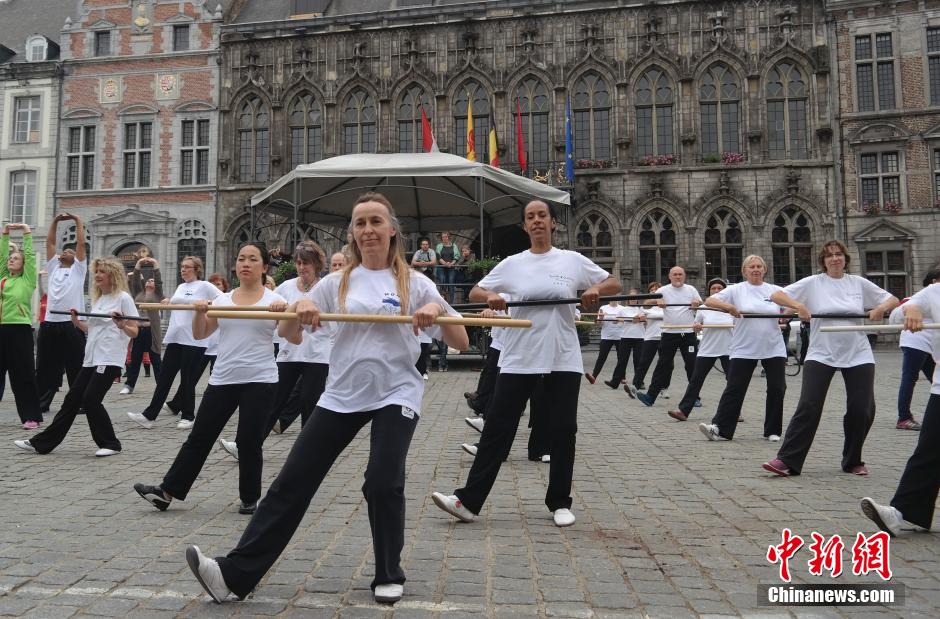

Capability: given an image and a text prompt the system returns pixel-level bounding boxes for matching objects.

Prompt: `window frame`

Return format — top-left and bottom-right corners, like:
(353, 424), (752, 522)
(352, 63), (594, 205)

(237, 95), (270, 184)
(66, 124), (96, 191)
(27, 37), (47, 62)
(862, 247), (908, 300)
(12, 95), (41, 144)
(288, 92), (323, 168)
(453, 81), (490, 161)
(8, 170), (38, 227)
(699, 64), (741, 159)
(172, 24), (190, 52)
(770, 207), (814, 286)
(516, 77), (552, 172)
(122, 120), (153, 189)
(180, 118), (210, 185)
(396, 84), (431, 154)
(858, 150), (902, 212)
(575, 211), (614, 261)
(94, 30), (112, 57)
(766, 61), (809, 160)
(572, 72), (612, 161)
(928, 27), (940, 107)
(637, 209), (678, 287)
(703, 208), (745, 283)
(635, 68), (675, 159)
(854, 32), (897, 112)
(342, 87), (378, 155)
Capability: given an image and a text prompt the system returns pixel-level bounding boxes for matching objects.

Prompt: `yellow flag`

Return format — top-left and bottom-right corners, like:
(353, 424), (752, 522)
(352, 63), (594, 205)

(466, 95), (476, 162)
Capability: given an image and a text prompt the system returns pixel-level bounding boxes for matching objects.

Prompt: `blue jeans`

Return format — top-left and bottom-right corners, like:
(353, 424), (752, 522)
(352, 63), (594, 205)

(435, 266), (458, 302)
(898, 347), (935, 422)
(435, 339), (448, 370)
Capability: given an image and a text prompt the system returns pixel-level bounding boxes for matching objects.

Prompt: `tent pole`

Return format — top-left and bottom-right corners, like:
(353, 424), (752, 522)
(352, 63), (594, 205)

(292, 177), (299, 247)
(478, 176), (485, 258)
(250, 202), (256, 241)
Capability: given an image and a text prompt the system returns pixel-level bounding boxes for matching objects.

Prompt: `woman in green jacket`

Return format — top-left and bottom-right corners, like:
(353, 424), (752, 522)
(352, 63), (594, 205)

(1, 223), (42, 429)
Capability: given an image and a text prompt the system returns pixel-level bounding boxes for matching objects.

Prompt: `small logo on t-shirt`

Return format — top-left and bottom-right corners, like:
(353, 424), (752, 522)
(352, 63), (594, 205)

(380, 293), (401, 315)
(549, 274), (573, 288)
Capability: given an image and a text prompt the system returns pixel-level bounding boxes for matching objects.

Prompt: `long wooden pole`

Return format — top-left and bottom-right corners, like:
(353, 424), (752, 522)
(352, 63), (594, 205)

(820, 323), (940, 333)
(138, 303), (273, 311)
(452, 293), (662, 311)
(48, 310), (149, 321)
(662, 324), (733, 329)
(205, 310), (532, 328)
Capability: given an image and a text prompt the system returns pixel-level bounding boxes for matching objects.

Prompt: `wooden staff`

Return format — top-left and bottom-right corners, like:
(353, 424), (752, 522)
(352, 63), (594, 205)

(205, 310), (532, 328)
(820, 323), (940, 333)
(452, 293), (662, 312)
(138, 303), (274, 311)
(48, 310), (149, 321)
(734, 313), (872, 319)
(662, 324), (734, 329)
(459, 312), (513, 319)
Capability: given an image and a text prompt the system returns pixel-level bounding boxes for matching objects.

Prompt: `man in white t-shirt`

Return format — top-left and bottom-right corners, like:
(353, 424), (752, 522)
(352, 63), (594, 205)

(630, 266), (702, 406)
(36, 213), (88, 415)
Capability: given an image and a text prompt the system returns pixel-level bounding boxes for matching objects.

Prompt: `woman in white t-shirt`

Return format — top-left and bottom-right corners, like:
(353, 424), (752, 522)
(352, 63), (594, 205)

(134, 241), (288, 517)
(699, 256), (788, 441)
(763, 240), (898, 477)
(433, 200), (620, 529)
(667, 278), (733, 422)
(181, 193), (468, 606)
(128, 256), (222, 430)
(585, 300), (625, 387)
(609, 289), (647, 389)
(15, 258), (138, 457)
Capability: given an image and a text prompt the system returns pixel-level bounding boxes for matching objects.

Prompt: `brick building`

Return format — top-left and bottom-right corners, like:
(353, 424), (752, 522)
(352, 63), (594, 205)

(55, 0), (229, 285)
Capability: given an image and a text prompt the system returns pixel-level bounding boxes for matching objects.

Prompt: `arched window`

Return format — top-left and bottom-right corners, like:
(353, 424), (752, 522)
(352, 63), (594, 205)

(517, 77), (551, 171)
(27, 36), (47, 62)
(397, 84), (432, 153)
(575, 212), (613, 259)
(700, 64), (740, 159)
(343, 88), (377, 154)
(572, 72), (611, 160)
(237, 95), (269, 183)
(177, 219), (208, 286)
(766, 62), (808, 160)
(771, 207), (813, 285)
(289, 92), (322, 168)
(454, 81), (490, 160)
(704, 208), (744, 283)
(638, 209), (677, 286)
(636, 68), (674, 159)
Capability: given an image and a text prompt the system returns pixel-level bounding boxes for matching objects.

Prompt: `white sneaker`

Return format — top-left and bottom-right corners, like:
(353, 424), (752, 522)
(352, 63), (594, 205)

(177, 419), (194, 430)
(431, 492), (475, 522)
(460, 443), (478, 456)
(860, 498), (903, 537)
(374, 583), (403, 603)
(767, 434), (781, 442)
(660, 389), (670, 399)
(14, 439), (36, 452)
(553, 508), (576, 527)
(126, 412), (154, 429)
(464, 417), (485, 434)
(185, 545), (230, 603)
(541, 454), (551, 463)
(119, 386), (133, 395)
(423, 373), (429, 381)
(219, 438), (239, 461)
(95, 448), (120, 457)
(698, 423), (726, 441)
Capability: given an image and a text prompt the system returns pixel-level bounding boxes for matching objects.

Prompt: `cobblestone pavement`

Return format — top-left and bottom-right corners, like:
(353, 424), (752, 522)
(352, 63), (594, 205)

(2, 350), (938, 618)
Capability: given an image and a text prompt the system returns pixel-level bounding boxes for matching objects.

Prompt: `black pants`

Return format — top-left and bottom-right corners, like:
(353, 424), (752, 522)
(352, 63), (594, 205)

(455, 372), (580, 514)
(142, 343), (204, 421)
(611, 338), (644, 385)
(647, 333), (698, 399)
(162, 382), (275, 505)
(268, 362), (328, 434)
(415, 343), (431, 375)
(124, 326), (162, 389)
(217, 405), (418, 597)
(591, 339), (622, 378)
(28, 365), (122, 453)
(677, 355), (729, 415)
(0, 324), (41, 423)
(168, 350), (212, 413)
(527, 376), (551, 460)
(891, 394), (940, 529)
(710, 357), (786, 439)
(776, 361), (875, 474)
(631, 339), (661, 389)
(36, 321), (85, 414)
(470, 348), (501, 417)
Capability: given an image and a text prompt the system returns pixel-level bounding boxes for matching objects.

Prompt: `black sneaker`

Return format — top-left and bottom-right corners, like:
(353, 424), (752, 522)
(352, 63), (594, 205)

(134, 483), (171, 511)
(238, 501), (257, 515)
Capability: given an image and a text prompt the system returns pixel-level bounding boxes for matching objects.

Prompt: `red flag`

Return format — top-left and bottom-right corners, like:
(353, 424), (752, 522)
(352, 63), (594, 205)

(515, 98), (527, 173)
(420, 106), (439, 152)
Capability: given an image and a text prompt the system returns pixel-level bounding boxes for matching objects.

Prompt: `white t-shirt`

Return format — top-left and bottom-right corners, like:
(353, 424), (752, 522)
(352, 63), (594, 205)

(783, 273), (894, 367)
(713, 282), (787, 359)
(598, 304), (626, 340)
(204, 330), (220, 356)
(660, 284), (702, 334)
(487, 294), (513, 352)
(44, 257), (87, 322)
(477, 248), (609, 374)
(694, 308), (734, 358)
(620, 305), (646, 339)
(889, 303), (933, 354)
(163, 280), (223, 347)
(643, 305), (663, 340)
(313, 267), (457, 415)
(208, 289), (285, 386)
(83, 291), (139, 367)
(275, 278), (333, 364)
(907, 284), (940, 394)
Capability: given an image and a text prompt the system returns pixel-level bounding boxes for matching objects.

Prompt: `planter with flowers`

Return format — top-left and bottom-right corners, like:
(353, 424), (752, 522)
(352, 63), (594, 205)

(882, 201), (902, 214)
(721, 151), (746, 165)
(574, 159), (614, 169)
(638, 154), (677, 167)
(861, 202), (880, 216)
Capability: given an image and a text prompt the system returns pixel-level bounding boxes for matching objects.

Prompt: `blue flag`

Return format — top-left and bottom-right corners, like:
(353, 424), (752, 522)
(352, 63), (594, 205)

(564, 96), (574, 184)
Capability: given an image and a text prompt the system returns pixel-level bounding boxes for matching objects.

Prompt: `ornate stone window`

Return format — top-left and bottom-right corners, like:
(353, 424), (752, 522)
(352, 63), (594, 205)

(859, 151), (901, 212)
(66, 125), (96, 190)
(26, 36), (47, 62)
(700, 64), (740, 159)
(181, 119), (210, 185)
(177, 219), (208, 286)
(572, 72), (611, 160)
(517, 77), (551, 171)
(289, 92), (322, 168)
(638, 209), (677, 286)
(343, 88), (377, 154)
(703, 208), (744, 283)
(771, 207), (813, 285)
(123, 121), (153, 188)
(929, 28), (940, 106)
(855, 33), (896, 112)
(237, 95), (269, 183)
(575, 212), (613, 259)
(766, 62), (808, 160)
(454, 81), (490, 160)
(397, 84), (431, 153)
(635, 68), (674, 159)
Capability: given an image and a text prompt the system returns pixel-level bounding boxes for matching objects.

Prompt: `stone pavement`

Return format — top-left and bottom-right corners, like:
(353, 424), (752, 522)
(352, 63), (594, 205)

(1, 350), (939, 618)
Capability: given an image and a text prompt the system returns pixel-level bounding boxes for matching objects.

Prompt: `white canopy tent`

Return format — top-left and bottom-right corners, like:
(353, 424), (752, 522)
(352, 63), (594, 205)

(249, 152), (572, 256)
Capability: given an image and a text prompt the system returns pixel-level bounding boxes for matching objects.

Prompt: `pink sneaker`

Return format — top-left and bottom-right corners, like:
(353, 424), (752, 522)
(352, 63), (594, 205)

(23, 421), (40, 430)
